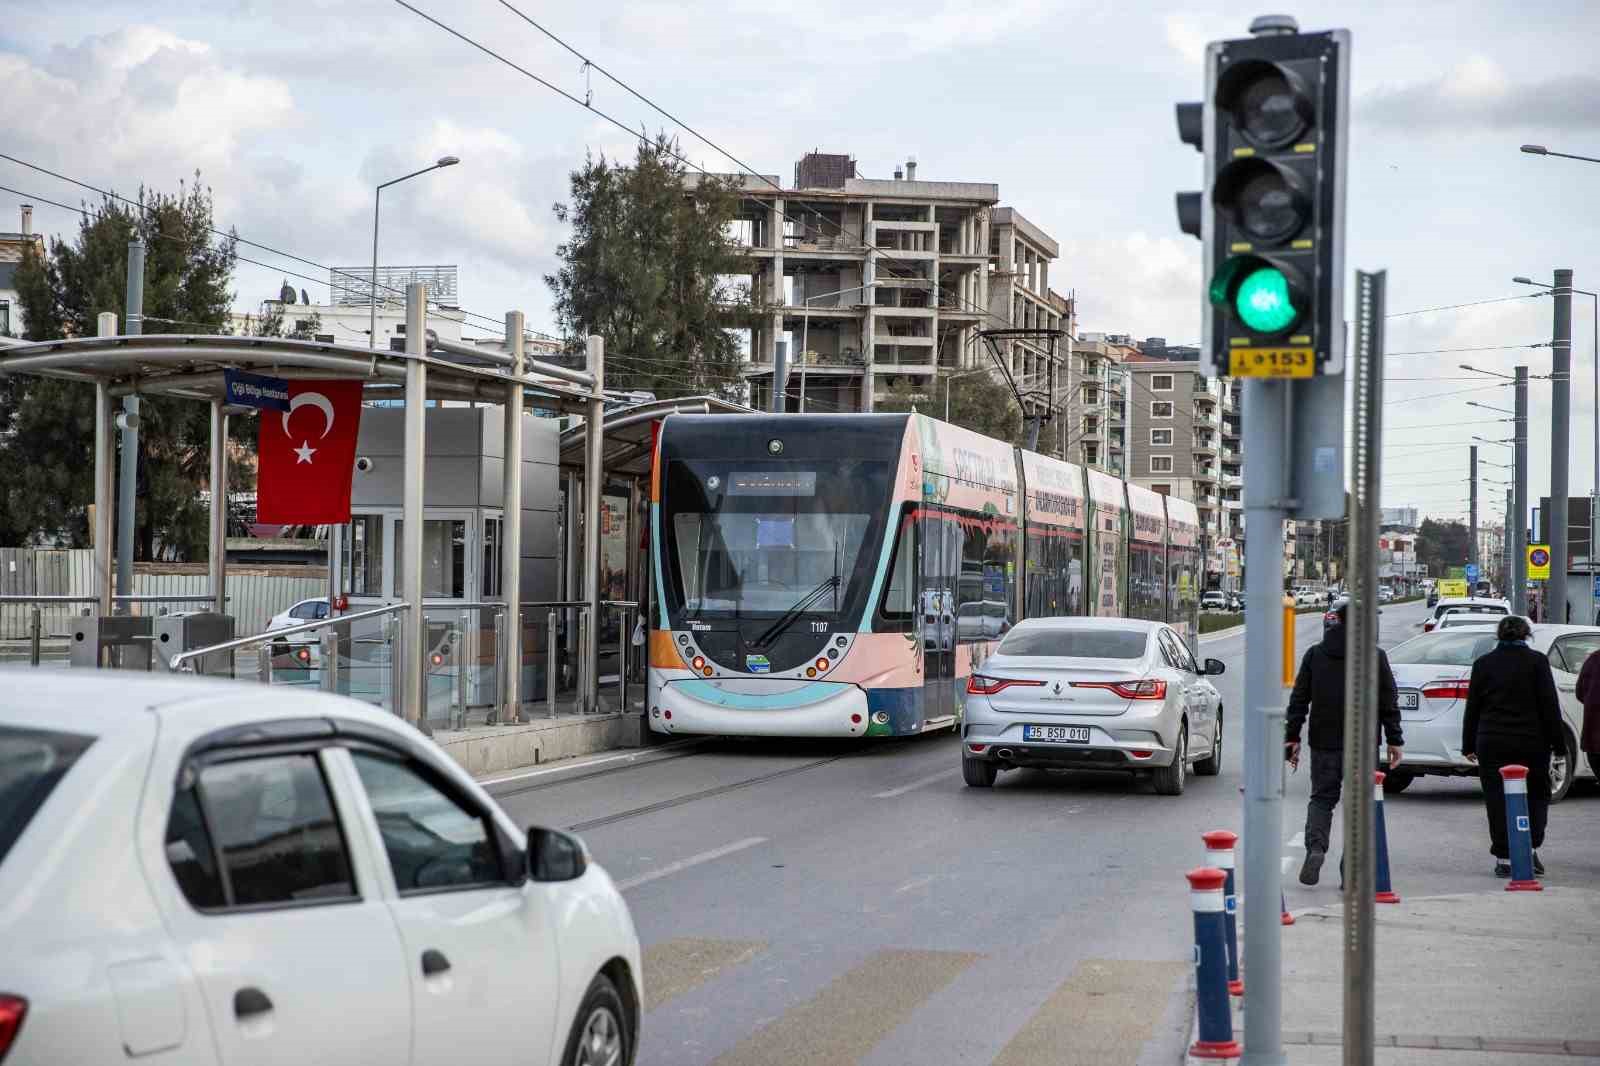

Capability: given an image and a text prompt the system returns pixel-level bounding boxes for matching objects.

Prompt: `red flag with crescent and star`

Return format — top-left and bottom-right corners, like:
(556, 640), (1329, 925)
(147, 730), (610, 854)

(256, 380), (365, 524)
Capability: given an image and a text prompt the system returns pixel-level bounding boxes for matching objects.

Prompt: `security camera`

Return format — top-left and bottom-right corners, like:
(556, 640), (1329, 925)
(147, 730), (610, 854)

(355, 456), (374, 472)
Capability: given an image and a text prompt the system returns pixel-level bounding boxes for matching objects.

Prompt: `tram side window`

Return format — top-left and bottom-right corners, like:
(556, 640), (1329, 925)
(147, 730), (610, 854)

(1025, 527), (1075, 619)
(919, 512), (961, 650)
(1129, 543), (1166, 622)
(959, 515), (1017, 642)
(878, 510), (915, 632)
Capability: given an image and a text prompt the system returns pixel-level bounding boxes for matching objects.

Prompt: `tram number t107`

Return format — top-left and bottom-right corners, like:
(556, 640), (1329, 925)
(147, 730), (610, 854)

(811, 621), (829, 633)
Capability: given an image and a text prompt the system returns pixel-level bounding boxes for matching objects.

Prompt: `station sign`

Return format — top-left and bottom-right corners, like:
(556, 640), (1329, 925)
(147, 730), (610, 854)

(223, 369), (291, 412)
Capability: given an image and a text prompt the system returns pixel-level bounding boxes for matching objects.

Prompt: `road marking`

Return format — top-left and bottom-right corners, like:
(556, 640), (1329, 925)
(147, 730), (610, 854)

(1288, 831), (1304, 849)
(616, 836), (767, 893)
(993, 959), (1188, 1066)
(711, 948), (980, 1066)
(642, 937), (767, 1012)
(478, 740), (697, 786)
(893, 874), (937, 895)
(873, 769), (956, 798)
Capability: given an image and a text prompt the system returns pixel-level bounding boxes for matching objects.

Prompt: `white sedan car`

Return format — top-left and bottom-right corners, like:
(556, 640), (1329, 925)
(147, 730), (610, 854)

(1386, 624), (1599, 802)
(1422, 596), (1510, 633)
(960, 618), (1226, 795)
(0, 672), (641, 1066)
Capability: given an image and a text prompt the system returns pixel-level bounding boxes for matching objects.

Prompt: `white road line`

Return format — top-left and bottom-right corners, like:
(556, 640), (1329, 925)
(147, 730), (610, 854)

(1281, 856), (1296, 875)
(616, 836), (767, 893)
(894, 874), (937, 895)
(873, 769), (956, 799)
(477, 740), (695, 786)
(1287, 831), (1305, 850)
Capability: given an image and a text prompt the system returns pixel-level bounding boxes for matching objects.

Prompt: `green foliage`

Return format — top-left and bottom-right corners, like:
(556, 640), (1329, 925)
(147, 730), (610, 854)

(0, 176), (241, 554)
(1415, 517), (1471, 576)
(877, 371), (1023, 443)
(545, 134), (759, 402)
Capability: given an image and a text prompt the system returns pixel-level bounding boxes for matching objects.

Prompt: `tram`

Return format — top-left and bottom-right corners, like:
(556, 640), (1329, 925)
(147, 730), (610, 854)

(646, 413), (1202, 738)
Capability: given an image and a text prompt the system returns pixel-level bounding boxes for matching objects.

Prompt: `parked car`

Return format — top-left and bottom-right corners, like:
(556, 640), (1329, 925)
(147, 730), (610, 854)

(960, 617), (1225, 795)
(1435, 611), (1509, 631)
(1378, 586), (1395, 603)
(1200, 591), (1229, 612)
(1385, 624), (1600, 801)
(1423, 597), (1511, 633)
(0, 672), (643, 1066)
(267, 596), (330, 645)
(1292, 588), (1321, 607)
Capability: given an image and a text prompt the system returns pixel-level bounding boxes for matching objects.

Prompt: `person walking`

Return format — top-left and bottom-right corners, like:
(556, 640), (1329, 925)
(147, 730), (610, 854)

(1577, 646), (1600, 776)
(1284, 601), (1405, 886)
(1465, 615), (1565, 877)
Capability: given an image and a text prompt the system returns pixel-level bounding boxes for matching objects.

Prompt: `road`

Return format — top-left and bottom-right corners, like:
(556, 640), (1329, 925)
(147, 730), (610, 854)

(486, 599), (1600, 1065)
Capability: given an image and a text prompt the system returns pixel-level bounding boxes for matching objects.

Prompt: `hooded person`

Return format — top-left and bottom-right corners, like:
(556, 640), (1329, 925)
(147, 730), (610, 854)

(1284, 600), (1405, 886)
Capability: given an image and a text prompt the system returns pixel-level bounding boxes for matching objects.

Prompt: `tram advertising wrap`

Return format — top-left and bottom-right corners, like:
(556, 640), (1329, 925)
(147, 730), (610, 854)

(647, 413), (1205, 739)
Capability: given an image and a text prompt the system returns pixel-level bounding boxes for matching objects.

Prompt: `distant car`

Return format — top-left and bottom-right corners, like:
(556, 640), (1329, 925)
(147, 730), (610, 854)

(1386, 624), (1600, 801)
(1200, 591), (1228, 612)
(267, 596), (330, 645)
(1423, 596), (1510, 633)
(957, 600), (1012, 641)
(1436, 611), (1508, 631)
(1226, 592), (1243, 612)
(960, 617), (1225, 795)
(1426, 588), (1440, 608)
(1378, 587), (1395, 603)
(1293, 589), (1321, 607)
(0, 672), (642, 1066)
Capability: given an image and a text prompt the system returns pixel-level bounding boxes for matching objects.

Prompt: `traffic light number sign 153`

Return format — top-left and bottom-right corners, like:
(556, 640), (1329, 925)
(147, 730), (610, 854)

(1227, 347), (1314, 378)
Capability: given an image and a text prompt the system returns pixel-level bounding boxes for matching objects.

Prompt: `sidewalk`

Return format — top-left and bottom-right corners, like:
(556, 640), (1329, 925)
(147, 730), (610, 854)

(1192, 888), (1600, 1063)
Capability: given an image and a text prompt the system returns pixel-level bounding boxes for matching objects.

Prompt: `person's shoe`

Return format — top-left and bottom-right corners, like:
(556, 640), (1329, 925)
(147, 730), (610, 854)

(1300, 848), (1326, 886)
(1494, 861), (1512, 878)
(1533, 852), (1546, 876)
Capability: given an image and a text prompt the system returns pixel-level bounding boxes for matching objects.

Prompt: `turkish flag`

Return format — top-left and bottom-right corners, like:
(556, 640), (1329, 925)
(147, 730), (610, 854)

(256, 380), (365, 524)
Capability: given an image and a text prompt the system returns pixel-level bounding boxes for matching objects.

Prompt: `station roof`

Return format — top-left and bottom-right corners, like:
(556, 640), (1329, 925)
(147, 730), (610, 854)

(559, 395), (753, 477)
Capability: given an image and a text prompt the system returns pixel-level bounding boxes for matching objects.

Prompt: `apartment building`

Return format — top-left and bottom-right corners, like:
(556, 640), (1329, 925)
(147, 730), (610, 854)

(1065, 332), (1137, 475)
(1125, 360), (1228, 536)
(715, 153), (1069, 419)
(0, 205), (44, 338)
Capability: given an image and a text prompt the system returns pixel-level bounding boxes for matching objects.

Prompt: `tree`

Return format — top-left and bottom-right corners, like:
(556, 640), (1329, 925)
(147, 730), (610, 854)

(545, 134), (760, 402)
(1415, 517), (1471, 575)
(0, 176), (240, 554)
(878, 371), (1023, 443)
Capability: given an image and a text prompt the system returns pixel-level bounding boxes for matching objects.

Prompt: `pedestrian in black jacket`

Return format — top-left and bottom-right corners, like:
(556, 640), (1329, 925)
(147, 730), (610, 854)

(1284, 601), (1405, 886)
(1462, 615), (1565, 877)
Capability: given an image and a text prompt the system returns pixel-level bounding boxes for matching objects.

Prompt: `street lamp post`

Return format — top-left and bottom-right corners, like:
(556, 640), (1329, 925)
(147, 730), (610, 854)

(370, 156), (460, 350)
(1462, 364), (1531, 612)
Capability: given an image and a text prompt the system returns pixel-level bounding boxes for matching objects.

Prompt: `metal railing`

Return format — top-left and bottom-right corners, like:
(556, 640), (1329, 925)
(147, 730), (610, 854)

(1, 593), (231, 667)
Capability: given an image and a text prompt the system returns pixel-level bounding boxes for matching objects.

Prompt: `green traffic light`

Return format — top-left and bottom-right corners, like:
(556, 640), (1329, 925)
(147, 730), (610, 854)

(1234, 265), (1298, 334)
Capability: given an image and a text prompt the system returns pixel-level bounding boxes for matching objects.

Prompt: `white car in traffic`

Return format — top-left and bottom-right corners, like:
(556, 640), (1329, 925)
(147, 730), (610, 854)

(1386, 624), (1599, 802)
(1422, 596), (1510, 633)
(960, 618), (1226, 795)
(0, 672), (641, 1066)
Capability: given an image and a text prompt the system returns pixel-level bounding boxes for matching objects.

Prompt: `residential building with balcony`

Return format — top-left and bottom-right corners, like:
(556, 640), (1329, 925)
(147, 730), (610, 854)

(0, 205), (44, 338)
(1065, 333), (1137, 475)
(1126, 361), (1226, 544)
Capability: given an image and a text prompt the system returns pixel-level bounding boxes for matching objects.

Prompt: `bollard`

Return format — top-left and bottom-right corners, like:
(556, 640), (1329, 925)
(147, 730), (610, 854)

(1281, 889), (1295, 926)
(1202, 830), (1243, 996)
(547, 610), (559, 720)
(1500, 765), (1543, 891)
(29, 607), (42, 667)
(1187, 866), (1242, 1060)
(1374, 770), (1401, 904)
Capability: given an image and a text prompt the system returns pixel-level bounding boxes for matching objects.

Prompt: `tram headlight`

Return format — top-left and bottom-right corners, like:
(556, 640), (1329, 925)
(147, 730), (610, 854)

(872, 711), (890, 726)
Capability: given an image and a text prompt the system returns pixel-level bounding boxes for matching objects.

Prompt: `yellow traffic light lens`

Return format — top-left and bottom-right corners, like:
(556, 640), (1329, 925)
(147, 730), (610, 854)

(1235, 266), (1298, 333)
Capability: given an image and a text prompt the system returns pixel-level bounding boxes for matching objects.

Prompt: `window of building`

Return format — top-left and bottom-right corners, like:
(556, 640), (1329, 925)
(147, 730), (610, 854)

(1084, 445), (1099, 465)
(1150, 455), (1174, 474)
(1151, 401), (1174, 419)
(1151, 374), (1174, 392)
(1150, 428), (1174, 446)
(1084, 416), (1099, 435)
(0, 300), (11, 336)
(1151, 484), (1172, 496)
(1084, 386), (1099, 405)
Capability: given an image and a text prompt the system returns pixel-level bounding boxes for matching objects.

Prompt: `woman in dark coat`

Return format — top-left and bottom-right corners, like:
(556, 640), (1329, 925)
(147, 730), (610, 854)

(1576, 649), (1600, 769)
(1462, 615), (1566, 877)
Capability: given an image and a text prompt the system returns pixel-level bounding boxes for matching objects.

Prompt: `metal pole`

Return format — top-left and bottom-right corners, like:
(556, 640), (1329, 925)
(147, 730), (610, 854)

(547, 609), (558, 719)
(1469, 446), (1478, 572)
(118, 239), (145, 609)
(616, 606), (628, 712)
(29, 608), (40, 667)
(1514, 366), (1529, 614)
(402, 283), (429, 731)
(800, 306), (810, 413)
(771, 340), (788, 413)
(94, 312), (117, 619)
(1341, 269), (1386, 1066)
(1550, 269), (1573, 624)
(1241, 376), (1289, 1066)
(369, 187), (381, 349)
(584, 335), (606, 714)
(209, 400), (228, 613)
(1506, 488), (1514, 597)
(502, 311), (526, 722)
(1591, 294), (1597, 625)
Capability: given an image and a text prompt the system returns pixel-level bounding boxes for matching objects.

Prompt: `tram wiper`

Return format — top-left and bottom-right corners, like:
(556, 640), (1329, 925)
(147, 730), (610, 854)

(749, 574), (841, 650)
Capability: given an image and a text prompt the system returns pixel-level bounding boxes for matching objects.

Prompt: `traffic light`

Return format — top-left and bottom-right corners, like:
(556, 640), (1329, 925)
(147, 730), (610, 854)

(1176, 17), (1350, 378)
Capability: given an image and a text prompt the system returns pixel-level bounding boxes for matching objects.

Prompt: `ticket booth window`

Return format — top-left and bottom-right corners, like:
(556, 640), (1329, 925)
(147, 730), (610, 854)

(393, 519), (466, 598)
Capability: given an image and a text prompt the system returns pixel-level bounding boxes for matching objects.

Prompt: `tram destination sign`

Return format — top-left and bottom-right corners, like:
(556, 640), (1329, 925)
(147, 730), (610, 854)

(223, 369), (291, 412)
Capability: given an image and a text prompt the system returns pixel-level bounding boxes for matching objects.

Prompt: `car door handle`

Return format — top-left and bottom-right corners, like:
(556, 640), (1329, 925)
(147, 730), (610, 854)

(421, 949), (451, 977)
(234, 987), (273, 1019)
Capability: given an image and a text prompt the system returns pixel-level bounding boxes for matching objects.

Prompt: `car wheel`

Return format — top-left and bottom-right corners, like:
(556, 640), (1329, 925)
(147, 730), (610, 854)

(1194, 711), (1222, 777)
(1153, 725), (1187, 796)
(1382, 769), (1415, 794)
(962, 755), (998, 788)
(1550, 731), (1578, 804)
(561, 974), (631, 1066)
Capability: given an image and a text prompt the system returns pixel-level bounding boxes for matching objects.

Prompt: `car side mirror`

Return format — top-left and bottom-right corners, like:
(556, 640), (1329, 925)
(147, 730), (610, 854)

(1203, 658), (1226, 676)
(527, 826), (588, 882)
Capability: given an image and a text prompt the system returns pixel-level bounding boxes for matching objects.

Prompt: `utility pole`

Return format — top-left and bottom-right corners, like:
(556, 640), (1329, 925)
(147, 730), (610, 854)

(117, 238), (145, 610)
(1550, 269), (1573, 623)
(1514, 366), (1530, 613)
(1506, 488), (1515, 596)
(1469, 446), (1478, 571)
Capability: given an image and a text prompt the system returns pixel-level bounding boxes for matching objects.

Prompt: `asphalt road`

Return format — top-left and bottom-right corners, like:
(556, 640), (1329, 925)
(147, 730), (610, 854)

(487, 599), (1600, 1065)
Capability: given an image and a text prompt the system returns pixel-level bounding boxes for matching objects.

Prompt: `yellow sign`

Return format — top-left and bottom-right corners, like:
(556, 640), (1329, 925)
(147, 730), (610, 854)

(1528, 544), (1552, 580)
(1437, 578), (1469, 598)
(1229, 347), (1315, 378)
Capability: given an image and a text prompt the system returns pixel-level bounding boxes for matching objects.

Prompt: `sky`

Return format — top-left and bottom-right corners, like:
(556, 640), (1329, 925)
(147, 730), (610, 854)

(5, 0), (1600, 525)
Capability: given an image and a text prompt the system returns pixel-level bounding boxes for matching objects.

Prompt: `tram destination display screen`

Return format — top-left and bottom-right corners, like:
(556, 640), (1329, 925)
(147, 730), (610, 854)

(726, 471), (817, 497)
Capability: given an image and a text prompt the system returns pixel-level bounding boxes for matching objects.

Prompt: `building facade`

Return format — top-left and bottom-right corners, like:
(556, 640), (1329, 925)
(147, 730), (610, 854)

(0, 205), (45, 338)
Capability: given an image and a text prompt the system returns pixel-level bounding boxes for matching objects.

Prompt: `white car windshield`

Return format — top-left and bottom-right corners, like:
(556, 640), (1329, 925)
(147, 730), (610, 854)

(997, 628), (1147, 658)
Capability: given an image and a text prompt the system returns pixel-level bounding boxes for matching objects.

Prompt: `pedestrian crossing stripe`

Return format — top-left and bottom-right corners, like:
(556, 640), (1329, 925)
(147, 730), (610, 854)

(642, 937), (766, 1012)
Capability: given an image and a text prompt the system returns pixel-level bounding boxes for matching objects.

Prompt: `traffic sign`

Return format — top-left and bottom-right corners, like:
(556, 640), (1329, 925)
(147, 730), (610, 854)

(1465, 564), (1480, 582)
(1528, 544), (1552, 580)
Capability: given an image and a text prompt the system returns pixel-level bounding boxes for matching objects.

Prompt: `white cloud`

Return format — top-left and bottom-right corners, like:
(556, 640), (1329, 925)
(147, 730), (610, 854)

(1063, 232), (1202, 342)
(1363, 55), (1600, 132)
(1163, 14), (1210, 68)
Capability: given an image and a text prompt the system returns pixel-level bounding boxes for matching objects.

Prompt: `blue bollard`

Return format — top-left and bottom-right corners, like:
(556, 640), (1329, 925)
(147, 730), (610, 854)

(1202, 830), (1243, 996)
(1374, 770), (1401, 904)
(1187, 866), (1242, 1060)
(1500, 764), (1543, 892)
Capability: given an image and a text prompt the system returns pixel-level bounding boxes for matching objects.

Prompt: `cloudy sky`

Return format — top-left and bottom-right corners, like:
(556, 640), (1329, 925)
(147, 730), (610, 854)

(6, 0), (1600, 523)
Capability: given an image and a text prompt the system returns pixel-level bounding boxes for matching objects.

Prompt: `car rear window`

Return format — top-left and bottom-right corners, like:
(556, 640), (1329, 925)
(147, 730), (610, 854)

(0, 725), (95, 866)
(997, 627), (1148, 659)
(1389, 631), (1498, 666)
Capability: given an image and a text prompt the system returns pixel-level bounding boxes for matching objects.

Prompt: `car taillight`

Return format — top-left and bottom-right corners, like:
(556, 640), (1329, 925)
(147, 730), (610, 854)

(966, 674), (1043, 695)
(1421, 679), (1471, 700)
(1071, 679), (1169, 700)
(1423, 621), (1435, 632)
(0, 996), (26, 1061)
(1323, 611), (1338, 625)
(295, 646), (311, 664)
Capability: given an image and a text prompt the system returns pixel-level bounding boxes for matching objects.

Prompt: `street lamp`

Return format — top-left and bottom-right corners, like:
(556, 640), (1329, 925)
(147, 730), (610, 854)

(796, 279), (934, 412)
(1521, 144), (1600, 164)
(941, 366), (996, 422)
(370, 155), (461, 349)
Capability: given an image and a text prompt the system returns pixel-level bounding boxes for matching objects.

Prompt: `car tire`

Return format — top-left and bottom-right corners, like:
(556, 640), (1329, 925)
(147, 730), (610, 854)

(1153, 725), (1187, 796)
(962, 755), (998, 788)
(1194, 711), (1222, 777)
(1550, 731), (1578, 804)
(561, 974), (632, 1066)
(1382, 769), (1415, 794)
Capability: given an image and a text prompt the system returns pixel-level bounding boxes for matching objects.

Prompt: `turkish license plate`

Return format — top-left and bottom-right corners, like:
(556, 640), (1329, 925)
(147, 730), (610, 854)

(1229, 347), (1315, 378)
(1023, 725), (1090, 743)
(1398, 691), (1420, 711)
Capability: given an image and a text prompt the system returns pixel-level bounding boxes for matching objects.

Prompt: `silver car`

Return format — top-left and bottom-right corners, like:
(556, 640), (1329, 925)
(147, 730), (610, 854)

(1387, 624), (1599, 802)
(960, 618), (1226, 796)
